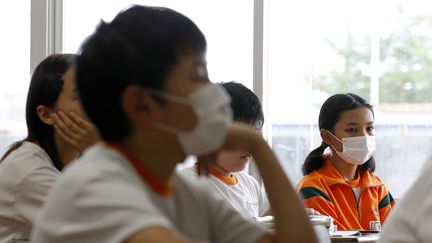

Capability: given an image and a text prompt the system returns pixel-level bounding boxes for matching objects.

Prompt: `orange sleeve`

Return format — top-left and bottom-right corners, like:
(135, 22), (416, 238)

(299, 186), (347, 230)
(378, 187), (396, 224)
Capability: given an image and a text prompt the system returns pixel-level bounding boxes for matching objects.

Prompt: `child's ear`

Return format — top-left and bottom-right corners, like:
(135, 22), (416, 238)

(121, 85), (158, 125)
(36, 105), (55, 126)
(320, 129), (331, 146)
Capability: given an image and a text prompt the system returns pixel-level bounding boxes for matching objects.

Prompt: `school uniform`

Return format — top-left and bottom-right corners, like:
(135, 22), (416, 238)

(31, 144), (268, 243)
(379, 160), (432, 243)
(180, 166), (269, 221)
(297, 156), (395, 230)
(0, 142), (60, 243)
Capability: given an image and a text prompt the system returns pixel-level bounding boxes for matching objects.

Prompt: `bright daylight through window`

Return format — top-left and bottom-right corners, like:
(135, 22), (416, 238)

(1, 0), (432, 199)
(0, 2), (30, 153)
(267, 0), (432, 198)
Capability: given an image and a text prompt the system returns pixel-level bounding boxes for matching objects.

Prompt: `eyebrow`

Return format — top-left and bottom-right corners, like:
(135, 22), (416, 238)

(345, 121), (374, 126)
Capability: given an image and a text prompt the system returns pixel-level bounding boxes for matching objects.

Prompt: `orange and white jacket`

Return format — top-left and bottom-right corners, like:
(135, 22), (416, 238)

(297, 156), (395, 230)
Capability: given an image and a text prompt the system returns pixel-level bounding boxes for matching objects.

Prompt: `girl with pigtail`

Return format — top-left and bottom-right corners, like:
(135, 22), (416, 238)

(297, 93), (395, 231)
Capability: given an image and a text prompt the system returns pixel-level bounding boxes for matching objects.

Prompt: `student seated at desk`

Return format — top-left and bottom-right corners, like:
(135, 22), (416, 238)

(30, 5), (318, 243)
(297, 93), (395, 231)
(0, 54), (98, 242)
(180, 81), (270, 221)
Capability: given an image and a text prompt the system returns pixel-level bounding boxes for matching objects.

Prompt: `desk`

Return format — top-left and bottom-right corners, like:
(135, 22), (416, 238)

(330, 233), (379, 242)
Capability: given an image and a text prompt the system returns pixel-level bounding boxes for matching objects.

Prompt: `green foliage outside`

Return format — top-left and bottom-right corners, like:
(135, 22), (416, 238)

(311, 16), (432, 104)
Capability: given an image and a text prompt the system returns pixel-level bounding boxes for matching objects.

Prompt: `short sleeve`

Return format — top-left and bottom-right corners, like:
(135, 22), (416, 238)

(32, 175), (174, 243)
(297, 179), (343, 229)
(15, 165), (60, 224)
(204, 184), (269, 243)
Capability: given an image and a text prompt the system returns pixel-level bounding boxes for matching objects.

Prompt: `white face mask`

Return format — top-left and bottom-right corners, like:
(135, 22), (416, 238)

(327, 131), (376, 165)
(148, 83), (232, 156)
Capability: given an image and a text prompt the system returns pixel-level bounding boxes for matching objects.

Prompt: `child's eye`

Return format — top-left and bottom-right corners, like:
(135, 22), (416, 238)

(346, 128), (357, 133)
(367, 126), (374, 132)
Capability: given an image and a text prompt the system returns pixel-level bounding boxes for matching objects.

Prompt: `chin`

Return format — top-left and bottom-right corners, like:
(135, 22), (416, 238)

(231, 164), (247, 172)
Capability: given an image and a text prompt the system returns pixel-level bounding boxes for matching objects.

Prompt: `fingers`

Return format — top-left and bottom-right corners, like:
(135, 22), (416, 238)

(51, 112), (82, 142)
(68, 111), (94, 131)
(51, 111), (99, 152)
(53, 123), (79, 148)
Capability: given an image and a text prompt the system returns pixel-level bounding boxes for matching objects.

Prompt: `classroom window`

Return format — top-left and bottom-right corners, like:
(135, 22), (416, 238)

(0, 1), (30, 153)
(266, 0), (432, 198)
(62, 0), (253, 169)
(5, 0), (431, 199)
(62, 0), (254, 89)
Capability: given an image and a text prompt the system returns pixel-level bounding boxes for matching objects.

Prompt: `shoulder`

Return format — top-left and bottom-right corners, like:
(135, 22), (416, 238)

(32, 144), (173, 243)
(297, 173), (333, 202)
(362, 171), (388, 191)
(297, 171), (327, 189)
(1, 142), (54, 168)
(171, 172), (268, 242)
(0, 142), (59, 185)
(59, 144), (142, 195)
(235, 171), (261, 188)
(173, 170), (212, 197)
(172, 171), (236, 210)
(177, 165), (198, 177)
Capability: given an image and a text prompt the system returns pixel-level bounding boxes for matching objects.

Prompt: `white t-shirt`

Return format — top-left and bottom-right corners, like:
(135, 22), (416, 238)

(0, 142), (60, 243)
(180, 166), (270, 220)
(379, 160), (432, 243)
(31, 144), (268, 243)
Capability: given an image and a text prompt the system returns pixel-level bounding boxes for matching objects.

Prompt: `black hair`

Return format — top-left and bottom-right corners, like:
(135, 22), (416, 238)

(1, 54), (77, 171)
(218, 81), (264, 128)
(76, 5), (207, 142)
(302, 93), (375, 175)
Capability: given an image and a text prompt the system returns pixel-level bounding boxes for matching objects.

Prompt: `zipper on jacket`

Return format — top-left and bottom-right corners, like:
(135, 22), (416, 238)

(356, 185), (382, 226)
(331, 183), (382, 226)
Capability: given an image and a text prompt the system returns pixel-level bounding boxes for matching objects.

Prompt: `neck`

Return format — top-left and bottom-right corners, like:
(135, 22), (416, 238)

(54, 134), (79, 166)
(211, 163), (232, 178)
(329, 152), (358, 181)
(119, 129), (185, 182)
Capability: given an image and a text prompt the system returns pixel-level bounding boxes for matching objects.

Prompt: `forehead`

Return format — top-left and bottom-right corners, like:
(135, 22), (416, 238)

(61, 68), (76, 91)
(336, 107), (374, 125)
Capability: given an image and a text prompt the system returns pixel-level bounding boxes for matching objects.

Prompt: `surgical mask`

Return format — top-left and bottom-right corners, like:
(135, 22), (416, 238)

(148, 83), (232, 156)
(327, 131), (376, 165)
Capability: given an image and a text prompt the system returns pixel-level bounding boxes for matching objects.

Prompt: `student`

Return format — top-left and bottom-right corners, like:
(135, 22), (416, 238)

(31, 5), (317, 243)
(297, 93), (395, 231)
(0, 54), (99, 242)
(180, 81), (270, 221)
(378, 158), (432, 242)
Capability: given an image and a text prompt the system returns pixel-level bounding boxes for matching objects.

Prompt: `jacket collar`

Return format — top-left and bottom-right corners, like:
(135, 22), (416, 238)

(315, 155), (383, 190)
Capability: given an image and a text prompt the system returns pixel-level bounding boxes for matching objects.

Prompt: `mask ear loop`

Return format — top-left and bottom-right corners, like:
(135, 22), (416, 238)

(326, 130), (344, 153)
(146, 89), (190, 105)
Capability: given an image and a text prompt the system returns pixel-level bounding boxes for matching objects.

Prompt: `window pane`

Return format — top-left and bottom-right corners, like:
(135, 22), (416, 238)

(267, 0), (432, 198)
(0, 2), (30, 153)
(63, 0), (253, 89)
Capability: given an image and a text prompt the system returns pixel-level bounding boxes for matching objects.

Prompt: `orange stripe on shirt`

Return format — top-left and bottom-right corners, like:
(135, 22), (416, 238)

(106, 143), (172, 197)
(209, 168), (238, 185)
